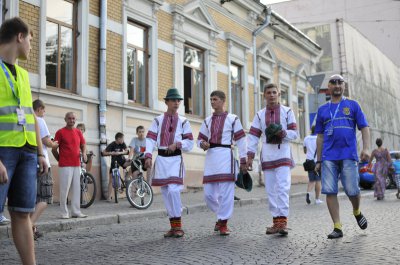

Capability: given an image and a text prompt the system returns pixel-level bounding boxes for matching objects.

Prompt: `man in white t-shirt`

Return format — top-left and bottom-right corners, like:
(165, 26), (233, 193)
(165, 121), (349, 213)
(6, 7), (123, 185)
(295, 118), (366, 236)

(128, 126), (149, 179)
(303, 125), (322, 205)
(31, 99), (59, 239)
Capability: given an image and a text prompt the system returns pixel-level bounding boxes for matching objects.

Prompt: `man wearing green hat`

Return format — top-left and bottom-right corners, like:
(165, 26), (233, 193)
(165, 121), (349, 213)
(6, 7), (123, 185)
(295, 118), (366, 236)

(144, 88), (194, 238)
(247, 83), (298, 236)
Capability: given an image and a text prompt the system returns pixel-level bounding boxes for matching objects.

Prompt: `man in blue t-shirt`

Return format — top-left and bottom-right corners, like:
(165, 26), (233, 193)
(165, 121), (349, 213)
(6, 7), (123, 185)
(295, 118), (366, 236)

(315, 74), (370, 239)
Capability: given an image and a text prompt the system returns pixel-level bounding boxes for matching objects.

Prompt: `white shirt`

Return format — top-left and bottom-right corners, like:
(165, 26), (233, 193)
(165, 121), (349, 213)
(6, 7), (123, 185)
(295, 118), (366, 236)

(37, 116), (51, 168)
(303, 135), (317, 161)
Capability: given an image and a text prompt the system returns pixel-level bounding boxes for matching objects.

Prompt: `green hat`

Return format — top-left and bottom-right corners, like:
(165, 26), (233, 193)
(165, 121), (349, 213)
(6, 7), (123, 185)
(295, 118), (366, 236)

(164, 88), (183, 100)
(235, 170), (253, 192)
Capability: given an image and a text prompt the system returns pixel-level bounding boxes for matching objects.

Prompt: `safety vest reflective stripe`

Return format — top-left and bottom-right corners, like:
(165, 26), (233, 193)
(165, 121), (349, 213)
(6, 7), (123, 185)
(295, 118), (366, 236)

(0, 106), (33, 115)
(0, 123), (35, 132)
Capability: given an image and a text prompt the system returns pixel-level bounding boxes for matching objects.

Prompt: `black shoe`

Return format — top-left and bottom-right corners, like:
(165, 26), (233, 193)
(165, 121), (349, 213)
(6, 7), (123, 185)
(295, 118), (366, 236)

(306, 193), (311, 205)
(327, 228), (343, 239)
(234, 196), (240, 201)
(355, 212), (368, 230)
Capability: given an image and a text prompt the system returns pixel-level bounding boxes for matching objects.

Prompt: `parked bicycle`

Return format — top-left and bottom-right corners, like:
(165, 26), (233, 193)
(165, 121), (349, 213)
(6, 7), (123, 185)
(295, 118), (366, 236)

(80, 152), (97, 208)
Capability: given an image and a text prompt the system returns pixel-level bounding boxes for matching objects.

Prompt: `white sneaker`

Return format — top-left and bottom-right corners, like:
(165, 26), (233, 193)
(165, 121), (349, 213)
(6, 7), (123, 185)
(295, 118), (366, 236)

(315, 199), (324, 204)
(0, 215), (10, 225)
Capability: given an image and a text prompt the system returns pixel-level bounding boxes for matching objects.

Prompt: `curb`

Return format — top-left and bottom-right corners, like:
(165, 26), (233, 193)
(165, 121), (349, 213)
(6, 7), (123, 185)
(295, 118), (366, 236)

(0, 189), (386, 239)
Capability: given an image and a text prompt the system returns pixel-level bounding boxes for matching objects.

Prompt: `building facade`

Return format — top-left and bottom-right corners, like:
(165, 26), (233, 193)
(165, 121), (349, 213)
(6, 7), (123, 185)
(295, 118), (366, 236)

(3, 0), (321, 200)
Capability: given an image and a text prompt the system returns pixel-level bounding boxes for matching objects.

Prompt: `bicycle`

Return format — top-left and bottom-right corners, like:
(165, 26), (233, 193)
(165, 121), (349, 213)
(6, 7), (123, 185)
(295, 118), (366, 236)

(125, 153), (153, 209)
(111, 159), (130, 204)
(80, 152), (97, 208)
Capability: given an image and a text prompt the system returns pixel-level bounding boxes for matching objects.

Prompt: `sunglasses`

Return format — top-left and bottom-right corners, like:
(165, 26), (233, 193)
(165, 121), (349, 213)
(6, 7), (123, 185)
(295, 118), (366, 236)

(329, 79), (344, 85)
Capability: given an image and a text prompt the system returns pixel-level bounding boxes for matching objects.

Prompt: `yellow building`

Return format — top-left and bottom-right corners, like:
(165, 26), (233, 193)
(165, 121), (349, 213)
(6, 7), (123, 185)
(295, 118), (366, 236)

(3, 0), (321, 200)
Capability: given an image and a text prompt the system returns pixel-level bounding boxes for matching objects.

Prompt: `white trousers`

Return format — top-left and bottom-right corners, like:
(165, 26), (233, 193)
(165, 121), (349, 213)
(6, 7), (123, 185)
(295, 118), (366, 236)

(264, 166), (291, 217)
(59, 167), (82, 217)
(161, 184), (183, 218)
(204, 181), (235, 220)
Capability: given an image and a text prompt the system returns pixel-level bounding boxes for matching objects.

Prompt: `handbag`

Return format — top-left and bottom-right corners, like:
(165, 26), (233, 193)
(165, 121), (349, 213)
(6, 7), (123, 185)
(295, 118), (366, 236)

(303, 150), (317, 171)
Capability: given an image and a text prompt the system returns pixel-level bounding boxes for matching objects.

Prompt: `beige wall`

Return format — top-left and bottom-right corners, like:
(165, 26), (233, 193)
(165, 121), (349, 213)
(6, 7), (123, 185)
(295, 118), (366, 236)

(18, 1), (40, 74)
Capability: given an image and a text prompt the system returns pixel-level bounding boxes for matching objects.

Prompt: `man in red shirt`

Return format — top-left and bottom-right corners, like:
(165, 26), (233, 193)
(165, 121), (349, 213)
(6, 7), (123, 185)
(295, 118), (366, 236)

(52, 112), (88, 219)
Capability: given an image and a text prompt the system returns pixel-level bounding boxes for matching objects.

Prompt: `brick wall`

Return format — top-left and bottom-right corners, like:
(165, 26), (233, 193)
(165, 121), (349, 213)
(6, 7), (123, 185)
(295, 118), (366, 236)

(158, 11), (173, 43)
(208, 8), (252, 44)
(88, 26), (99, 87)
(107, 31), (123, 91)
(108, 0), (122, 23)
(89, 0), (99, 16)
(18, 1), (39, 74)
(158, 50), (174, 101)
(216, 39), (227, 65)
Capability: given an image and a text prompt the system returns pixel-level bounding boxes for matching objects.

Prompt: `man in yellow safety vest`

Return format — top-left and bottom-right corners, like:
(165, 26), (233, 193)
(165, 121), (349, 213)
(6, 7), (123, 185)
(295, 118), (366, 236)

(0, 17), (47, 265)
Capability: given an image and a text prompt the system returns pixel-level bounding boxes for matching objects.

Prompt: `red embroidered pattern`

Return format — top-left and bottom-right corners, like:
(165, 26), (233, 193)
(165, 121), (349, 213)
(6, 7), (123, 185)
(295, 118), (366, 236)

(203, 174), (235, 184)
(261, 158), (292, 170)
(198, 132), (208, 142)
(249, 127), (262, 137)
(152, 177), (183, 186)
(146, 131), (157, 141)
(210, 112), (228, 144)
(266, 105), (280, 126)
(160, 114), (178, 147)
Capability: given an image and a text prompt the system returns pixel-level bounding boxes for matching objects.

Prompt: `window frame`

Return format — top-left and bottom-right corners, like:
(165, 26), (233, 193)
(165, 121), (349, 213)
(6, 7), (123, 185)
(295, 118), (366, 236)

(183, 43), (205, 117)
(126, 20), (149, 107)
(230, 62), (243, 121)
(259, 76), (270, 110)
(45, 0), (78, 92)
(280, 83), (289, 107)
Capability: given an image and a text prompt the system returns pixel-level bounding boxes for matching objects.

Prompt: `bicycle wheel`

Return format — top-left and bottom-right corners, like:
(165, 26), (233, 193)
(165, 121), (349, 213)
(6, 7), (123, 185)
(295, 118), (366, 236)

(114, 173), (119, 203)
(80, 172), (96, 208)
(126, 177), (153, 209)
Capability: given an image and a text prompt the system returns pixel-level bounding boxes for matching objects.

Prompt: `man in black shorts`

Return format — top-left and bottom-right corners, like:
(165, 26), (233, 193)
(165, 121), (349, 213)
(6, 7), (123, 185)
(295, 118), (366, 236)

(102, 132), (130, 201)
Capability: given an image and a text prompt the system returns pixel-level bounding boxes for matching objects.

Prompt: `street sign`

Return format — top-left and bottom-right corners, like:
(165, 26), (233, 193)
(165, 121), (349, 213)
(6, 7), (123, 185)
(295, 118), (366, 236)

(306, 74), (325, 92)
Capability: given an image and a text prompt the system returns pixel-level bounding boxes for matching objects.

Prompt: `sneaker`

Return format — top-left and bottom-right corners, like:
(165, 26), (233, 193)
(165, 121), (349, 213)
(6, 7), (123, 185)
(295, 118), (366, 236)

(0, 215), (10, 225)
(60, 215), (70, 219)
(327, 228), (343, 239)
(173, 229), (185, 238)
(164, 229), (175, 238)
(355, 212), (368, 230)
(72, 214), (88, 218)
(219, 225), (230, 236)
(315, 199), (323, 204)
(234, 196), (241, 201)
(306, 193), (311, 205)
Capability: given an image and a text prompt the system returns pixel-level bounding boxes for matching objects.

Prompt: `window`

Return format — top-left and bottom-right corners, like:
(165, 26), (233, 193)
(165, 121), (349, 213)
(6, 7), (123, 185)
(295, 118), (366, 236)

(280, 84), (289, 107)
(231, 63), (243, 120)
(298, 93), (306, 139)
(127, 21), (148, 105)
(46, 0), (76, 91)
(184, 45), (204, 116)
(259, 76), (270, 109)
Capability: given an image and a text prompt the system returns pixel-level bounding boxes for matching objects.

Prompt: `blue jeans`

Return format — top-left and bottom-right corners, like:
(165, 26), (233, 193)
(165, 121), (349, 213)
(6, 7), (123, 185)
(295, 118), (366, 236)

(0, 147), (37, 213)
(321, 160), (360, 196)
(308, 170), (321, 182)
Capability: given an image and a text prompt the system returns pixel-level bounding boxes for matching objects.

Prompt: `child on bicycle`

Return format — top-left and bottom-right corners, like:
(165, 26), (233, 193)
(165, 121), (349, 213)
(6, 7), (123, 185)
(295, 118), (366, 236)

(128, 125), (148, 180)
(102, 132), (130, 201)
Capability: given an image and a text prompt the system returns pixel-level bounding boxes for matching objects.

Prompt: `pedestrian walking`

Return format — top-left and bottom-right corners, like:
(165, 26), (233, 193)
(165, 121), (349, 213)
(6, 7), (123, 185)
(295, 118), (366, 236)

(102, 132), (130, 202)
(315, 74), (370, 239)
(0, 17), (48, 265)
(52, 112), (88, 219)
(303, 125), (323, 205)
(247, 83), (298, 236)
(197, 90), (247, 235)
(144, 88), (194, 238)
(368, 138), (392, 200)
(392, 153), (400, 199)
(30, 99), (59, 240)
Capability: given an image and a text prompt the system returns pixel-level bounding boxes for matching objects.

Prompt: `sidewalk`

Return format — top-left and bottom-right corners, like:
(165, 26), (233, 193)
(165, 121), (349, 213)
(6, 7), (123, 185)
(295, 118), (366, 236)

(0, 183), (358, 238)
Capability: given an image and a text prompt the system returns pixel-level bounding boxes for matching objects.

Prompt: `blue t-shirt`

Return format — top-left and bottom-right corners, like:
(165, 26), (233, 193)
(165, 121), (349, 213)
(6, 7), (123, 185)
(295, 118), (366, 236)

(315, 97), (368, 161)
(393, 160), (400, 174)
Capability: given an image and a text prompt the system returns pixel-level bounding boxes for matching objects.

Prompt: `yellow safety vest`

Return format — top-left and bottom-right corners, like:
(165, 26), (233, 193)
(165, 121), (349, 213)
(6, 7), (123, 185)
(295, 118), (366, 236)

(0, 63), (36, 147)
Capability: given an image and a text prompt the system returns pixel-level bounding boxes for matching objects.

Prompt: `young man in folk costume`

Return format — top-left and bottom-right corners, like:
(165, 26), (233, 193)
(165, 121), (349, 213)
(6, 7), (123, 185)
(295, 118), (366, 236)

(144, 88), (194, 238)
(197, 90), (247, 236)
(247, 83), (298, 235)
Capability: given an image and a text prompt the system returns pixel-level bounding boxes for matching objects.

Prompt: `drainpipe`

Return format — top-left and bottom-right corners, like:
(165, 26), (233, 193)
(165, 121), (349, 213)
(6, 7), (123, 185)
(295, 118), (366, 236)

(252, 6), (271, 113)
(99, 0), (108, 199)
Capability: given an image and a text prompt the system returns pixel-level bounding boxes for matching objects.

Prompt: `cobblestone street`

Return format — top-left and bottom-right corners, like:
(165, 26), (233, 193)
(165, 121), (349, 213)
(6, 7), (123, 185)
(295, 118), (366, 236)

(1, 192), (399, 265)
